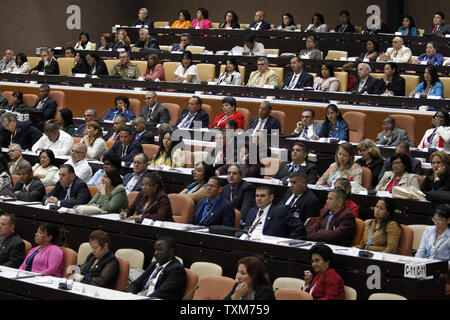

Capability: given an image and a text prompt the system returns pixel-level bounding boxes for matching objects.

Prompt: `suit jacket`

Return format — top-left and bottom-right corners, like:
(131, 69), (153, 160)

(426, 24), (450, 36)
(73, 124), (86, 138)
(127, 259), (186, 300)
(245, 204), (306, 239)
(306, 207), (356, 246)
(175, 108), (209, 129)
(0, 232), (25, 268)
(356, 156), (384, 189)
(352, 76), (385, 94)
(10, 177), (45, 202)
(290, 122), (322, 138)
(134, 37), (160, 52)
(375, 127), (412, 147)
(33, 96), (57, 120)
(247, 69), (279, 87)
(376, 46), (412, 63)
(122, 172), (146, 192)
(280, 188), (321, 223)
(134, 130), (155, 144)
(0, 121), (42, 151)
(249, 21), (271, 30)
(222, 181), (256, 222)
(89, 60), (109, 76)
(171, 43), (193, 53)
(273, 161), (318, 184)
(375, 171), (420, 192)
(8, 157), (31, 175)
(104, 127), (120, 141)
(385, 75), (405, 96)
(141, 103), (170, 127)
(305, 268), (345, 300)
(43, 177), (92, 208)
(103, 140), (143, 164)
(248, 116), (281, 134)
(224, 282), (275, 300)
(191, 196), (235, 227)
(283, 71), (314, 89)
(0, 95), (8, 108)
(130, 17), (154, 28)
(30, 59), (60, 75)
(378, 157), (422, 181)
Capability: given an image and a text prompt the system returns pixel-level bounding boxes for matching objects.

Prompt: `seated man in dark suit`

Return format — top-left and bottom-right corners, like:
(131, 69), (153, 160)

(191, 176), (235, 227)
(244, 185), (306, 239)
(123, 153), (148, 194)
(0, 112), (42, 151)
(175, 96), (209, 129)
(104, 116), (126, 141)
(102, 126), (143, 166)
(351, 63), (385, 95)
(130, 8), (154, 28)
(141, 91), (170, 127)
(132, 117), (155, 144)
(425, 12), (450, 36)
(273, 142), (318, 184)
(127, 236), (186, 300)
(171, 33), (193, 53)
(306, 188), (356, 246)
(247, 101), (281, 135)
(33, 84), (57, 120)
(283, 56), (314, 90)
(0, 214), (25, 268)
(249, 11), (271, 30)
(43, 164), (92, 208)
(8, 164), (45, 202)
(378, 141), (422, 181)
(376, 116), (412, 147)
(73, 108), (98, 138)
(290, 109), (322, 140)
(131, 28), (159, 53)
(221, 164), (256, 223)
(30, 48), (60, 75)
(280, 171), (320, 224)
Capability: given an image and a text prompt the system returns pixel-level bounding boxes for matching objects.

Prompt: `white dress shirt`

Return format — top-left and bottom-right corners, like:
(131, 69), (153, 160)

(54, 158), (92, 183)
(293, 123), (315, 139)
(31, 130), (74, 156)
(249, 204), (272, 238)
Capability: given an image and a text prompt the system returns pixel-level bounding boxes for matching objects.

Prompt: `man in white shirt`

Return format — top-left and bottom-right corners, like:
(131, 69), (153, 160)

(0, 49), (15, 72)
(377, 37), (412, 63)
(247, 101), (281, 136)
(54, 143), (92, 183)
(291, 109), (321, 139)
(31, 122), (73, 156)
(242, 34), (266, 56)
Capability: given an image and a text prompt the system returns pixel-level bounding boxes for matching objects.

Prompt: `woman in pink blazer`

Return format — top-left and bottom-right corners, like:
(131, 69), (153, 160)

(19, 223), (66, 278)
(140, 53), (166, 81)
(192, 8), (212, 29)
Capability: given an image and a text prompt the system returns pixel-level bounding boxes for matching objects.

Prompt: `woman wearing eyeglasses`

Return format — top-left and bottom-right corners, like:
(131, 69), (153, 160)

(375, 153), (419, 193)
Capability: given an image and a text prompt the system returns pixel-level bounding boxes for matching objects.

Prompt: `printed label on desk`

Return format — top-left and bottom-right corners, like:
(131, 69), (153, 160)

(404, 263), (426, 279)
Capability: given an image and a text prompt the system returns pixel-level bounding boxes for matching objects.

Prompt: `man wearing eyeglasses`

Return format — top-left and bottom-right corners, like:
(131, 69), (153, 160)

(110, 51), (139, 79)
(246, 57), (279, 87)
(140, 91), (170, 127)
(123, 153), (149, 194)
(290, 109), (321, 140)
(73, 108), (99, 138)
(31, 122), (74, 156)
(54, 143), (92, 183)
(7, 144), (31, 175)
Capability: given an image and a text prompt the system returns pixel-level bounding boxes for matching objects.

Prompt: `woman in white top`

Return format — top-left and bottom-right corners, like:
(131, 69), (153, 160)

(173, 51), (200, 84)
(276, 13), (297, 31)
(217, 58), (242, 85)
(7, 53), (30, 74)
(419, 109), (450, 152)
(313, 63), (340, 92)
(74, 32), (95, 51)
(305, 13), (328, 32)
(82, 121), (108, 160)
(32, 149), (59, 187)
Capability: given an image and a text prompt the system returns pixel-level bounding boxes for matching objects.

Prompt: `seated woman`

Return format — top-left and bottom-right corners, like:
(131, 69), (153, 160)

(171, 9), (192, 29)
(317, 143), (362, 186)
(418, 109), (450, 152)
(305, 13), (328, 32)
(8, 53), (30, 74)
(421, 151), (450, 192)
(120, 172), (173, 221)
(381, 62), (405, 96)
(19, 223), (66, 277)
(180, 161), (215, 202)
(74, 230), (119, 289)
(224, 256), (275, 300)
(375, 153), (420, 192)
(210, 97), (244, 130)
(111, 29), (131, 51)
(342, 62), (356, 91)
(74, 31), (95, 51)
(415, 204), (449, 265)
(357, 198), (401, 253)
(356, 139), (384, 189)
(7, 91), (27, 113)
(303, 244), (345, 300)
(72, 51), (90, 74)
(98, 33), (114, 51)
(217, 58), (242, 85)
(324, 178), (359, 218)
(140, 54), (165, 81)
(192, 8), (211, 29)
(412, 42), (444, 66)
(88, 154), (122, 186)
(150, 130), (184, 168)
(56, 108), (75, 136)
(409, 66), (443, 100)
(86, 52), (109, 76)
(0, 154), (13, 196)
(221, 11), (240, 29)
(334, 10), (355, 33)
(103, 95), (136, 122)
(396, 15), (419, 36)
(32, 149), (59, 187)
(313, 63), (340, 92)
(299, 35), (322, 60)
(358, 39), (380, 62)
(88, 168), (128, 213)
(173, 51), (199, 84)
(82, 121), (108, 160)
(276, 13), (296, 30)
(217, 143), (262, 178)
(313, 104), (349, 141)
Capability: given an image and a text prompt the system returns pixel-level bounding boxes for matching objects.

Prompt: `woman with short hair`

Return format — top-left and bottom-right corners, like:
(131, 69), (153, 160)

(88, 168), (128, 213)
(210, 97), (244, 129)
(140, 54), (165, 81)
(103, 95), (136, 122)
(356, 139), (384, 188)
(32, 149), (59, 187)
(375, 153), (419, 192)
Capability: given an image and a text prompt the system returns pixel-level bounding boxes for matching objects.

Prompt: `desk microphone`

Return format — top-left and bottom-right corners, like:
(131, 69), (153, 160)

(183, 285), (199, 300)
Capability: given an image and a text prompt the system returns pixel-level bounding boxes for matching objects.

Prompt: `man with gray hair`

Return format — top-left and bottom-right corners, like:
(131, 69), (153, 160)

(131, 28), (159, 53)
(140, 91), (170, 126)
(130, 8), (154, 28)
(352, 63), (384, 94)
(73, 108), (98, 138)
(377, 36), (412, 63)
(110, 51), (139, 79)
(7, 144), (31, 175)
(171, 33), (193, 53)
(55, 143), (92, 183)
(246, 57), (279, 87)
(0, 49), (15, 72)
(247, 100), (281, 135)
(31, 122), (74, 156)
(0, 112), (42, 150)
(29, 48), (60, 75)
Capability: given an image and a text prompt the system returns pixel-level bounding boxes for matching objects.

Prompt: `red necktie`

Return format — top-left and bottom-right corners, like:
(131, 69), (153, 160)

(23, 186), (27, 192)
(434, 26), (438, 33)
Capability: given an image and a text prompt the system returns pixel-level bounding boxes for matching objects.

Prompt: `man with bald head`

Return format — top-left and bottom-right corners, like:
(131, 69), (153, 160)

(140, 91), (170, 126)
(105, 116), (126, 141)
(32, 122), (74, 156)
(132, 117), (155, 144)
(0, 49), (15, 72)
(55, 143), (93, 183)
(377, 36), (412, 63)
(352, 63), (385, 94)
(249, 11), (271, 30)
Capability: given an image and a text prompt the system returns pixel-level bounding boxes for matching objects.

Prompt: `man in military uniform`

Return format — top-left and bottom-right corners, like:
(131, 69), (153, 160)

(110, 51), (139, 79)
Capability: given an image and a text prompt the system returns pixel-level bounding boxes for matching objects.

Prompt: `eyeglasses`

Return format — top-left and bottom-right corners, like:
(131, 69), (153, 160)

(256, 64), (265, 67)
(432, 217), (446, 224)
(392, 161), (403, 166)
(71, 149), (84, 154)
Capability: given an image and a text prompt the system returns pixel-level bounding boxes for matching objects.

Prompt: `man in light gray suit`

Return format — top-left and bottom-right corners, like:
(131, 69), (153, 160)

(140, 91), (170, 127)
(290, 109), (322, 140)
(376, 116), (412, 147)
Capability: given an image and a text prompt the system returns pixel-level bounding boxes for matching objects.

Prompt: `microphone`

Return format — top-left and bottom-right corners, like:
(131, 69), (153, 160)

(183, 285), (199, 300)
(15, 273), (50, 280)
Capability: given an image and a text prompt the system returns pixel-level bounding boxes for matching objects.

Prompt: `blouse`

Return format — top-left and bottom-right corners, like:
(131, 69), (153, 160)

(418, 127), (450, 152)
(411, 81), (443, 98)
(359, 51), (380, 62)
(0, 172), (12, 196)
(305, 24), (328, 32)
(217, 71), (242, 86)
(88, 184), (128, 213)
(357, 219), (402, 253)
(210, 112), (245, 129)
(140, 63), (166, 81)
(313, 77), (340, 92)
(304, 268), (345, 300)
(317, 162), (363, 186)
(192, 19), (212, 29)
(103, 108), (136, 122)
(171, 20), (192, 29)
(19, 244), (64, 277)
(396, 26), (419, 36)
(420, 171), (450, 192)
(80, 251), (119, 289)
(415, 226), (450, 265)
(185, 182), (207, 195)
(299, 49), (322, 60)
(174, 64), (200, 84)
(8, 62), (31, 74)
(315, 119), (349, 141)
(150, 148), (185, 168)
(85, 137), (108, 160)
(124, 189), (173, 221)
(32, 164), (59, 187)
(417, 53), (444, 66)
(75, 41), (95, 51)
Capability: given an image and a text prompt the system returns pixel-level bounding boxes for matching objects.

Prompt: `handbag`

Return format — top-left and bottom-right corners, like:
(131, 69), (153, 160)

(73, 205), (106, 215)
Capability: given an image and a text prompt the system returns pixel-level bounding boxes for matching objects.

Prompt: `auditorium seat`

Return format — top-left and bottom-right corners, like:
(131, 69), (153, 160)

(342, 111), (366, 143)
(397, 224), (414, 256)
(115, 257), (130, 292)
(142, 144), (159, 162)
(417, 28), (424, 36)
(128, 98), (142, 116)
(57, 58), (76, 76)
(275, 289), (313, 300)
(183, 268), (199, 300)
(159, 45), (173, 52)
(400, 74), (420, 97)
(106, 140), (115, 150)
(162, 62), (180, 81)
(261, 157), (283, 179)
(325, 50), (348, 60)
(296, 24), (302, 30)
(201, 104), (212, 124)
(265, 48), (280, 56)
(408, 224), (428, 252)
(154, 21), (169, 27)
(168, 194), (195, 224)
(88, 186), (98, 198)
(61, 247), (78, 278)
(197, 63), (215, 82)
(193, 276), (235, 300)
(335, 71), (348, 92)
(27, 56), (41, 69)
(184, 150), (195, 168)
(23, 94), (38, 107)
(23, 240), (32, 256)
(115, 248), (145, 269)
(132, 60), (147, 75)
(344, 286), (357, 300)
(354, 25), (362, 33)
(361, 167), (372, 190)
(77, 242), (91, 265)
(210, 22), (220, 29)
(236, 107), (250, 130)
(240, 24), (250, 29)
(127, 191), (139, 206)
(219, 64), (245, 85)
(12, 175), (20, 186)
(269, 67), (284, 86)
(187, 46), (206, 54)
(389, 114), (416, 146)
(234, 209), (241, 229)
(49, 91), (65, 110)
(440, 77), (450, 99)
(161, 102), (181, 125)
(1, 91), (12, 104)
(273, 277), (305, 291)
(190, 262), (223, 280)
(270, 110), (287, 134)
(104, 59), (117, 74)
(368, 293), (407, 300)
(351, 218), (365, 246)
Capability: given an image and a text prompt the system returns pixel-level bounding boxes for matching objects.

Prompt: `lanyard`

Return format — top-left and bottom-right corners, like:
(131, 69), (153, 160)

(427, 233), (446, 259)
(427, 129), (437, 145)
(240, 291), (255, 300)
(366, 225), (383, 249)
(330, 169), (340, 185)
(25, 247), (41, 269)
(217, 114), (231, 127)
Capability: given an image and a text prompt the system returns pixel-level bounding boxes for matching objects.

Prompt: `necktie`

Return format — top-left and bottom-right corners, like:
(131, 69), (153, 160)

(393, 51), (398, 58)
(65, 187), (71, 200)
(143, 265), (164, 290)
(229, 187), (235, 202)
(36, 100), (45, 109)
(326, 213), (335, 230)
(23, 186), (27, 192)
(302, 127), (308, 139)
(287, 194), (299, 207)
(249, 209), (264, 233)
(434, 26), (438, 33)
(179, 113), (194, 129)
(200, 201), (213, 224)
(290, 165), (299, 173)
(289, 74), (298, 88)
(121, 145), (128, 157)
(109, 132), (117, 141)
